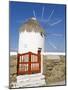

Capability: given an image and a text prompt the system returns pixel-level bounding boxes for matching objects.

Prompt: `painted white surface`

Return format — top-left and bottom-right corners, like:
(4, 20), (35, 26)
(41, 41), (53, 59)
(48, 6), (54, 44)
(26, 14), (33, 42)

(15, 74), (46, 88)
(10, 51), (65, 56)
(17, 73), (45, 80)
(18, 31), (44, 53)
(16, 79), (45, 88)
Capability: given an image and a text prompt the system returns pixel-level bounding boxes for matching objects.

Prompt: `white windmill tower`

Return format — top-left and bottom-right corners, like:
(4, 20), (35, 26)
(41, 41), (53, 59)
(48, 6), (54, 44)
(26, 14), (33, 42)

(16, 17), (46, 87)
(18, 17), (45, 54)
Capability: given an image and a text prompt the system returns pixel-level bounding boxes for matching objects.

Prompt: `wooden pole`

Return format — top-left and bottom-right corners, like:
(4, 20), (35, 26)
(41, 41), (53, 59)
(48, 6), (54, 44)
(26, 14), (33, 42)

(38, 48), (41, 73)
(28, 52), (31, 74)
(17, 54), (19, 75)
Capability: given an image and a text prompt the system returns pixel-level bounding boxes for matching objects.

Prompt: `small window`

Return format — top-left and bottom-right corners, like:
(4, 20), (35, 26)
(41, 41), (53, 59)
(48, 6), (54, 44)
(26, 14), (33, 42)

(40, 32), (43, 37)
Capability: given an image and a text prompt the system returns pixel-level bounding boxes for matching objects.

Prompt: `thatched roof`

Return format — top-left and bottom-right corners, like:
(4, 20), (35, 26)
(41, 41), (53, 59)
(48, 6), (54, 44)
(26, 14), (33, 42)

(20, 17), (45, 34)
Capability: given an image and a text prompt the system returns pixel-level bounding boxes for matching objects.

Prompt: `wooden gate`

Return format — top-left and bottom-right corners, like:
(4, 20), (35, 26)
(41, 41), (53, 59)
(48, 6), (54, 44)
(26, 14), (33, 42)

(17, 50), (41, 75)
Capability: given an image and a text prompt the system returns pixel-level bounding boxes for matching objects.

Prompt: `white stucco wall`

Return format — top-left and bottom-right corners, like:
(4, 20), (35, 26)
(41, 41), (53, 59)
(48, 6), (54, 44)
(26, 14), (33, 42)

(18, 31), (44, 53)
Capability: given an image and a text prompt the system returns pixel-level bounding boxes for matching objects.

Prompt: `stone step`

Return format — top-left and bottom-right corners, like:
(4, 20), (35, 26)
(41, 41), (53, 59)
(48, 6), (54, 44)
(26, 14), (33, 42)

(15, 73), (46, 88)
(17, 73), (45, 83)
(16, 79), (45, 88)
(17, 73), (44, 79)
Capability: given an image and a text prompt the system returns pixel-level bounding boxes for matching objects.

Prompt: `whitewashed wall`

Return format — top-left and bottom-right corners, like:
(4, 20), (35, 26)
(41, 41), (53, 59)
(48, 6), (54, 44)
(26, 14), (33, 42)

(18, 31), (44, 53)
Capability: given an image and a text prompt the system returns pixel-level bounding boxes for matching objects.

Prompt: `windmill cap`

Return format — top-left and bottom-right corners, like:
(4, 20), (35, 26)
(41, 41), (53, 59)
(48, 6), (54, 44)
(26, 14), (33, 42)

(19, 17), (45, 34)
(31, 17), (37, 20)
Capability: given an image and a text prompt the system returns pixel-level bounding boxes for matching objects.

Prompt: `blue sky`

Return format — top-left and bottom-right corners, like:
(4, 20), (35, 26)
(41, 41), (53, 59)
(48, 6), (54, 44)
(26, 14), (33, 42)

(9, 1), (66, 52)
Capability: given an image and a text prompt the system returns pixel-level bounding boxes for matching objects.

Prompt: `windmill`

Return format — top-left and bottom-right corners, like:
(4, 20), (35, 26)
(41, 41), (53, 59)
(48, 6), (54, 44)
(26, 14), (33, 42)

(17, 6), (64, 75)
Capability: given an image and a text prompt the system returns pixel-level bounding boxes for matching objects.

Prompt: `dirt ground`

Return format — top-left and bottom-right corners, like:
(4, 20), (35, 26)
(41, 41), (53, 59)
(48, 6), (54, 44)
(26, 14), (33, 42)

(43, 55), (66, 85)
(9, 55), (66, 87)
